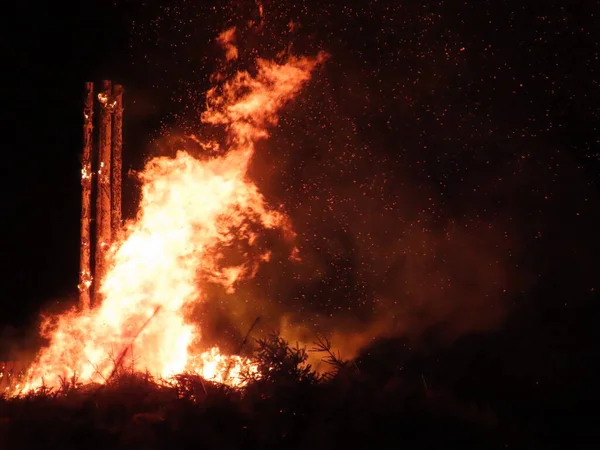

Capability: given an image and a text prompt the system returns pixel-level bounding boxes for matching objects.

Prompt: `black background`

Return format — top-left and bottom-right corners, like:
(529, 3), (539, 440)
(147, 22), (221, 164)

(1, 2), (599, 442)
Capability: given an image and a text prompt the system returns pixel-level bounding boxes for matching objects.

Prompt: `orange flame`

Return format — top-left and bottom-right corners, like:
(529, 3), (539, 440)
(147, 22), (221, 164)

(15, 40), (326, 394)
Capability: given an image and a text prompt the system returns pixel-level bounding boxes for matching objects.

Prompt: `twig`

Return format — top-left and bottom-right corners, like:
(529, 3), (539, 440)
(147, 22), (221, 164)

(199, 375), (207, 395)
(224, 316), (260, 382)
(421, 374), (429, 392)
(86, 358), (107, 383)
(107, 305), (162, 382)
(238, 317), (261, 355)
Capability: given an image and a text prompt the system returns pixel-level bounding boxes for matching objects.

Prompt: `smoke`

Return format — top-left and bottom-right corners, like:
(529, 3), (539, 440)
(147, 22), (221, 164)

(163, 23), (523, 364)
(203, 162), (524, 363)
(117, 1), (581, 367)
(176, 127), (521, 370)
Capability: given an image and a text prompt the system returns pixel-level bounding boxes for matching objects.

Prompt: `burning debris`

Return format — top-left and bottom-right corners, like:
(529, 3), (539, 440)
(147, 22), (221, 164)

(7, 32), (326, 396)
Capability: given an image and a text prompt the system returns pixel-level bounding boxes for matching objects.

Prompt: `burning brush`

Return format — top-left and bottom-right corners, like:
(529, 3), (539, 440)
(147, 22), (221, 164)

(7, 28), (327, 396)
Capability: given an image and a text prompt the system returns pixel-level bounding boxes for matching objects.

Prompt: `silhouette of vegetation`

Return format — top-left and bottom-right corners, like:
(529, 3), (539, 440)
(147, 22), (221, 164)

(0, 331), (588, 449)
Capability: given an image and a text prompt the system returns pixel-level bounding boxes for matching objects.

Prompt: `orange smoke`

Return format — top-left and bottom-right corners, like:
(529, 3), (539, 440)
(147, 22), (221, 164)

(14, 34), (325, 394)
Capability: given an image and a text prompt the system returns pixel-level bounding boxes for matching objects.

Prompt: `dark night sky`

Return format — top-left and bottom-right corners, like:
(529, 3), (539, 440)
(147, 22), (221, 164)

(1, 0), (599, 403)
(2, 3), (126, 324)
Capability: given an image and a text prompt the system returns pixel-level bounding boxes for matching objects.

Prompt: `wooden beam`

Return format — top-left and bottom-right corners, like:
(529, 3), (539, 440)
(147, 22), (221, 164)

(111, 85), (124, 241)
(78, 82), (94, 311)
(94, 80), (113, 305)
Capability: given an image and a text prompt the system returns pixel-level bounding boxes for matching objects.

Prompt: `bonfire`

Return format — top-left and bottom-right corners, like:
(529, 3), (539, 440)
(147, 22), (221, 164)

(7, 27), (327, 395)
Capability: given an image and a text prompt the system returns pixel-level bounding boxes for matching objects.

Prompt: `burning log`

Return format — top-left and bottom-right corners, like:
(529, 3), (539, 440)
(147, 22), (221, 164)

(79, 80), (124, 308)
(78, 82), (94, 311)
(111, 85), (124, 240)
(94, 80), (113, 304)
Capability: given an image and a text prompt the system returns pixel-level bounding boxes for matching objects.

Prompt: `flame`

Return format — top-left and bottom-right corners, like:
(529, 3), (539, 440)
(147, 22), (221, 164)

(14, 41), (325, 395)
(189, 347), (259, 387)
(217, 27), (238, 61)
(81, 167), (92, 180)
(97, 93), (117, 110)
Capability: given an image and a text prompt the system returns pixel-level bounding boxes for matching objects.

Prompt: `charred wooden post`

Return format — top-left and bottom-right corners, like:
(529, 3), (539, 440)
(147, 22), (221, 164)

(94, 80), (113, 304)
(111, 85), (124, 240)
(78, 82), (94, 311)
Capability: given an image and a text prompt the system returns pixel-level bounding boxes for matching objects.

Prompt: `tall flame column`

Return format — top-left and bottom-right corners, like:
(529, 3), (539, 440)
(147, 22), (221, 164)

(94, 80), (113, 305)
(79, 82), (94, 311)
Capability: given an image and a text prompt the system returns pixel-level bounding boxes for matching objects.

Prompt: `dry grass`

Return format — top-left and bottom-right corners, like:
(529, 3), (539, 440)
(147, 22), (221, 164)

(0, 334), (519, 450)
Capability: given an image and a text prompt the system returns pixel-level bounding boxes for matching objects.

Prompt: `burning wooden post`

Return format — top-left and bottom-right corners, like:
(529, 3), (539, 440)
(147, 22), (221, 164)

(78, 82), (94, 310)
(111, 85), (124, 240)
(79, 80), (124, 309)
(94, 80), (113, 304)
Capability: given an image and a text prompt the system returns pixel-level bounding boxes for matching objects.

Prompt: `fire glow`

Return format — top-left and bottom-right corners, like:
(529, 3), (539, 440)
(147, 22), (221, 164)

(13, 30), (326, 394)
